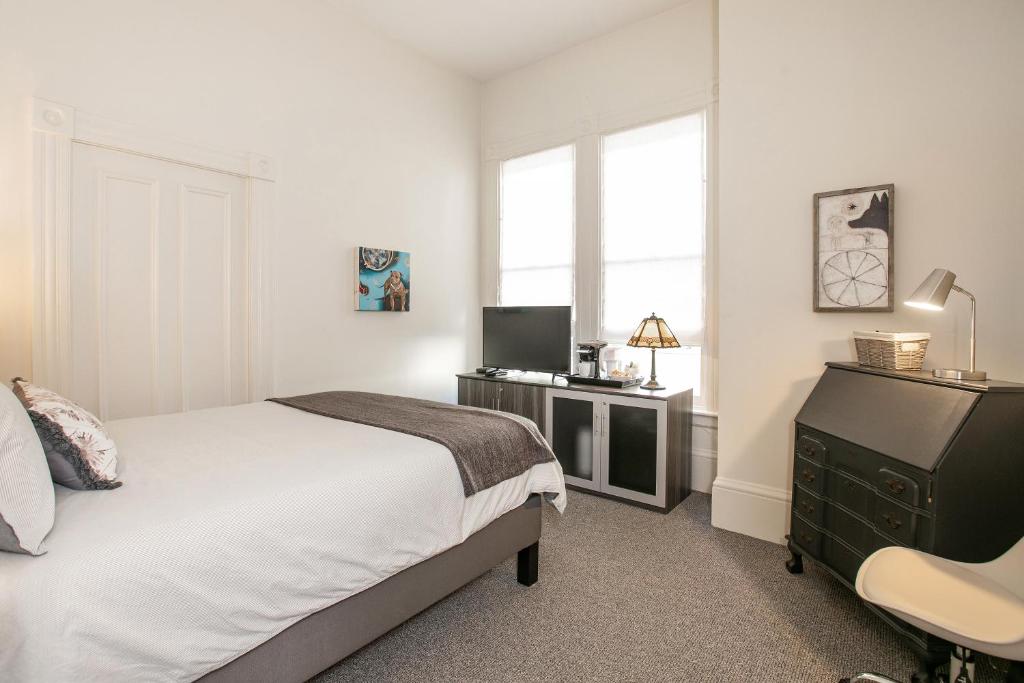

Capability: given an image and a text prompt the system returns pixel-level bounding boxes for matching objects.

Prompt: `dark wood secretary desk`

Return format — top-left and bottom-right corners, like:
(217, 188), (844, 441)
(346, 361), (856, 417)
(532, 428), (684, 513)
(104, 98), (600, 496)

(787, 362), (1024, 667)
(457, 372), (692, 512)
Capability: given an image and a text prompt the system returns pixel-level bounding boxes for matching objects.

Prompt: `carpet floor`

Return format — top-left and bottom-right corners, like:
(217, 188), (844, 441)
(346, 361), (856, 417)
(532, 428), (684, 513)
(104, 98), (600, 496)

(312, 491), (1005, 682)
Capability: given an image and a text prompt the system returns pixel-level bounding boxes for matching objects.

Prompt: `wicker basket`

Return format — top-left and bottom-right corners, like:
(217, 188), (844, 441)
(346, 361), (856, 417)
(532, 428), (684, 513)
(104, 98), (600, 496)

(853, 331), (931, 371)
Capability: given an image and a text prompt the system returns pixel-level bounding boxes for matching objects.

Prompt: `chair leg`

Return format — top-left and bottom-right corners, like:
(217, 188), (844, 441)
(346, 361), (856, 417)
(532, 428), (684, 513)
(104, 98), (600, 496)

(909, 652), (944, 683)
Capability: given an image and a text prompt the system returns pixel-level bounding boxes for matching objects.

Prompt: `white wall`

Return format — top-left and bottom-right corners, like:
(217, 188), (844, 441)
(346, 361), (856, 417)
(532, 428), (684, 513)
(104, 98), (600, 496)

(715, 0), (1024, 542)
(480, 0), (719, 492)
(0, 0), (480, 403)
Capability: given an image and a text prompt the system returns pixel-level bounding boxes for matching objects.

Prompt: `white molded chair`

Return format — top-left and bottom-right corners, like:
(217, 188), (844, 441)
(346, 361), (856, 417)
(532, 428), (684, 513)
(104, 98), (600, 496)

(843, 538), (1024, 683)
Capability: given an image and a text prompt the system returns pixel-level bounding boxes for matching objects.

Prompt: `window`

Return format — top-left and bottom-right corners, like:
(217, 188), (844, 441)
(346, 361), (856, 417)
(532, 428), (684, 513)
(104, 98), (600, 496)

(601, 115), (705, 398)
(493, 112), (709, 406)
(498, 145), (574, 306)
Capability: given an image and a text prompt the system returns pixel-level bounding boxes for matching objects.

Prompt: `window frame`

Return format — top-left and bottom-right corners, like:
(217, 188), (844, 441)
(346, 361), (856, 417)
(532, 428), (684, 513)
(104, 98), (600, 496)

(490, 106), (716, 413)
(496, 143), (577, 312)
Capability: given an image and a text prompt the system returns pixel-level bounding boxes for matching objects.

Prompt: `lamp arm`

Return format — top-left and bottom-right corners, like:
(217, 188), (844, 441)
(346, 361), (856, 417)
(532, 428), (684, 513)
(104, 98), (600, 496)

(951, 284), (977, 373)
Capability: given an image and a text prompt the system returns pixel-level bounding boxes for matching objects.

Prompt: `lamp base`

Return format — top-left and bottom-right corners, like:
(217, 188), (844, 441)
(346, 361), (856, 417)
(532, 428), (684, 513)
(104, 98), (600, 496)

(933, 368), (987, 381)
(640, 379), (666, 390)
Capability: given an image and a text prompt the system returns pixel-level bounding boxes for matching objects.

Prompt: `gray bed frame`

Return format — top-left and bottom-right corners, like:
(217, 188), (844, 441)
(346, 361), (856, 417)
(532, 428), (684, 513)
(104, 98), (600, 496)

(199, 494), (542, 683)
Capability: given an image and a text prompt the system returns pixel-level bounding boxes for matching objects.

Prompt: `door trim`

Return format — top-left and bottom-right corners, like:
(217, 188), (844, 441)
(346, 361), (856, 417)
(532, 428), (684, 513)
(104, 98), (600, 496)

(31, 97), (277, 408)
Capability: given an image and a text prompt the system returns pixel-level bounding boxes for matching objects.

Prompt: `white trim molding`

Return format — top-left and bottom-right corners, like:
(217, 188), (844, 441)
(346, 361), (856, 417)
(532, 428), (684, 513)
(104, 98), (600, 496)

(710, 476), (791, 544)
(690, 413), (718, 494)
(31, 96), (277, 414)
(31, 100), (75, 395)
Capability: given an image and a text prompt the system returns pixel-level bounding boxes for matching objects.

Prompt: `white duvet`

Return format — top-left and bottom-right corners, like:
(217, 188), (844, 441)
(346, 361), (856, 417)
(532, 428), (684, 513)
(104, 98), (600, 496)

(0, 401), (565, 682)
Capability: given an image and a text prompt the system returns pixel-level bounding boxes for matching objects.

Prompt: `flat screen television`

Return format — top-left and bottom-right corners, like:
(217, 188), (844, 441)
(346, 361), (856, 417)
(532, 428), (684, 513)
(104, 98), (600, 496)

(482, 306), (571, 374)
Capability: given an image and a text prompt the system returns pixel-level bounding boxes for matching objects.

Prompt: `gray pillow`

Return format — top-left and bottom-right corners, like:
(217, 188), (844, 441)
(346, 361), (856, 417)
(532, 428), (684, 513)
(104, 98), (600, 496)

(12, 378), (121, 490)
(0, 383), (55, 555)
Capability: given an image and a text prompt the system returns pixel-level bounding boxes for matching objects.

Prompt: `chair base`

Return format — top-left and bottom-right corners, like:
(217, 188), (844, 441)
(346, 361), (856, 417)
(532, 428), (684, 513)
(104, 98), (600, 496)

(842, 660), (1024, 683)
(839, 673), (939, 683)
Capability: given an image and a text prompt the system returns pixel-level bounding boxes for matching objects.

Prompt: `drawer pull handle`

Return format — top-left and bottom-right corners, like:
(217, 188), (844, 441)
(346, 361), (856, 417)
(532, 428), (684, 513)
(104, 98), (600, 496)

(801, 469), (816, 483)
(799, 501), (815, 515)
(799, 532), (813, 544)
(886, 479), (907, 495)
(803, 445), (816, 457)
(881, 513), (903, 530)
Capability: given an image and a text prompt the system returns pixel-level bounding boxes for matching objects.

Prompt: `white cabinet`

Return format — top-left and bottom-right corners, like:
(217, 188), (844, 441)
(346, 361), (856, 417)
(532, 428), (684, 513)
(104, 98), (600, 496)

(546, 389), (670, 509)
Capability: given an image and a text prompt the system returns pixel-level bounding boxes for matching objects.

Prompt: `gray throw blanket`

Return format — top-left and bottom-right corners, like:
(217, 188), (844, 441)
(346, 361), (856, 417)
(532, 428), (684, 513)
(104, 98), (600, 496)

(268, 391), (555, 497)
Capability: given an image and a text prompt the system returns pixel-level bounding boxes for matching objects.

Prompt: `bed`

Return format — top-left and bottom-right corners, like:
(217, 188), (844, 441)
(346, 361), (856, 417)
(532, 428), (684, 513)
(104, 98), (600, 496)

(0, 399), (566, 682)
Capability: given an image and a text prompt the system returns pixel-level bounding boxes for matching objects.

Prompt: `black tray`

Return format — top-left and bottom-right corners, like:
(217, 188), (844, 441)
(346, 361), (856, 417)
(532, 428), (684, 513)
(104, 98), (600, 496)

(565, 374), (643, 388)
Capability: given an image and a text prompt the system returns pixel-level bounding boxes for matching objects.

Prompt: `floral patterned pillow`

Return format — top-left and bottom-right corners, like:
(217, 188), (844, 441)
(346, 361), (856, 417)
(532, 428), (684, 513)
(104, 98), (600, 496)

(11, 379), (121, 490)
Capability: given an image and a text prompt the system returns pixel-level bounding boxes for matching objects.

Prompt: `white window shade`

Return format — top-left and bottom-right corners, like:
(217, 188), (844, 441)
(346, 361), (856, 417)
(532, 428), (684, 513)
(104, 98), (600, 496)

(499, 145), (574, 307)
(600, 114), (705, 396)
(601, 114), (705, 346)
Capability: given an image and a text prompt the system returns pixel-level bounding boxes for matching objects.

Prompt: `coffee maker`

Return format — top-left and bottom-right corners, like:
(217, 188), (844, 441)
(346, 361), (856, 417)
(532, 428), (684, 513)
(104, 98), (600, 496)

(576, 341), (608, 378)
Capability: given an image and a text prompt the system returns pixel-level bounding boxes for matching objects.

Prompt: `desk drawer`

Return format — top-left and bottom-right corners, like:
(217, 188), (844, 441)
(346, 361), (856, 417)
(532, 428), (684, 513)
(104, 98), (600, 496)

(827, 469), (874, 520)
(793, 486), (825, 526)
(794, 457), (825, 495)
(790, 516), (823, 556)
(828, 501), (878, 556)
(877, 467), (921, 508)
(796, 434), (827, 463)
(874, 497), (919, 546)
(797, 426), (932, 512)
(822, 535), (865, 585)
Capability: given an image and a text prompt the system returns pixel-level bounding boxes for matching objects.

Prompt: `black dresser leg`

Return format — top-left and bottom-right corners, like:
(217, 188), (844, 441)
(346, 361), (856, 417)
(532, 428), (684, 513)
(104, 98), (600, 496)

(517, 541), (539, 586)
(785, 536), (804, 574)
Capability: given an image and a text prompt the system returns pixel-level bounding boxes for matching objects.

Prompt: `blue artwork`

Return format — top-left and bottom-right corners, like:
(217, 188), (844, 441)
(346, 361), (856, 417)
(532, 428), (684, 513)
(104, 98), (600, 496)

(355, 247), (410, 312)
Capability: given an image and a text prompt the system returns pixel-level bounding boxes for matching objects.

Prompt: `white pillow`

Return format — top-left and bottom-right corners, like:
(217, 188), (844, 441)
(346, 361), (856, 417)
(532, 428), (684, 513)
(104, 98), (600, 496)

(0, 383), (55, 555)
(12, 379), (121, 490)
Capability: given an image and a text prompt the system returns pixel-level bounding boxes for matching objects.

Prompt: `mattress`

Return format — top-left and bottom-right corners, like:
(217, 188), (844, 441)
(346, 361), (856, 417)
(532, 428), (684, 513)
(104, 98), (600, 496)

(0, 400), (566, 682)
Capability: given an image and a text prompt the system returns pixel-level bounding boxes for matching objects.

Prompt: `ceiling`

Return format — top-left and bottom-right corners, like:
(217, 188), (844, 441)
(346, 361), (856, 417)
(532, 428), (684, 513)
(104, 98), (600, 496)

(331, 0), (688, 81)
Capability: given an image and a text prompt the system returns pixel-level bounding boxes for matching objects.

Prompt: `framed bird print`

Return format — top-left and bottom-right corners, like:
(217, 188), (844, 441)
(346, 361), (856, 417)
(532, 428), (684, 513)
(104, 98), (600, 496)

(813, 184), (894, 312)
(355, 246), (410, 312)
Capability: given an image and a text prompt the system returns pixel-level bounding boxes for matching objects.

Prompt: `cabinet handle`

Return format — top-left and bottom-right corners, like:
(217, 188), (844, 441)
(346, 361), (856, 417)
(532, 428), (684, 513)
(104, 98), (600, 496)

(802, 444), (816, 458)
(881, 513), (903, 530)
(885, 478), (906, 495)
(799, 532), (814, 544)
(799, 501), (815, 515)
(801, 468), (816, 483)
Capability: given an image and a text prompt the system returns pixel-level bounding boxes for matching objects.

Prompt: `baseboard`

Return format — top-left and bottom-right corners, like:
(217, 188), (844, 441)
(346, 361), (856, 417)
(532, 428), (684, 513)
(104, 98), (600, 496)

(690, 449), (716, 494)
(690, 414), (717, 495)
(710, 476), (791, 544)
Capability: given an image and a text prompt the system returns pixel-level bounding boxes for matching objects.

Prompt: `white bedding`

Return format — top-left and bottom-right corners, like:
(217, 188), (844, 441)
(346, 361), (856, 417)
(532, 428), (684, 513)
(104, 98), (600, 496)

(0, 400), (565, 682)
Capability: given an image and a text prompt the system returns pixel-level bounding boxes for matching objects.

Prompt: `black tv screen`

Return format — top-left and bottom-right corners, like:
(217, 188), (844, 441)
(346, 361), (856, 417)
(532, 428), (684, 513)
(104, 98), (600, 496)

(483, 306), (571, 373)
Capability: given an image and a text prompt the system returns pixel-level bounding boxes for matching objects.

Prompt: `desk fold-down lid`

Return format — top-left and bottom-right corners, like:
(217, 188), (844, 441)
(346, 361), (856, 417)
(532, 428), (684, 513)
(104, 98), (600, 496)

(796, 366), (979, 471)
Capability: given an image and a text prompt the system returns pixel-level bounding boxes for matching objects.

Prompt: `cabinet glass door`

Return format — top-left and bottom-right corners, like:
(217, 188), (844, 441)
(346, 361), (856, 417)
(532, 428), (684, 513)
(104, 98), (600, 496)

(548, 393), (598, 489)
(603, 399), (665, 505)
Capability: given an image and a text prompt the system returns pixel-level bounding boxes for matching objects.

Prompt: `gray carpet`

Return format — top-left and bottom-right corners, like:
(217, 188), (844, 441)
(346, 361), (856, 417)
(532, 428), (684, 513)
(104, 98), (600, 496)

(312, 492), (1005, 682)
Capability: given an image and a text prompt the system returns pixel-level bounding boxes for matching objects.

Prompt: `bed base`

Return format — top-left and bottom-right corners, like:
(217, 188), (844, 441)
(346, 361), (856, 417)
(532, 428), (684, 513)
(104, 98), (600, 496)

(199, 494), (543, 683)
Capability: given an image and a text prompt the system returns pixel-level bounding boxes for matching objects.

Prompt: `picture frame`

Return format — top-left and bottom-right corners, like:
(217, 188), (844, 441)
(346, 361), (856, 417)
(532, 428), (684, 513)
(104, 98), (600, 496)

(355, 246), (411, 312)
(813, 183), (894, 312)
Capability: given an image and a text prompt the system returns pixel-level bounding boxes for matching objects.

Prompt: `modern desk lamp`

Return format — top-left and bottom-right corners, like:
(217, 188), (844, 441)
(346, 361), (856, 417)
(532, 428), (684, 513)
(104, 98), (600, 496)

(905, 268), (986, 381)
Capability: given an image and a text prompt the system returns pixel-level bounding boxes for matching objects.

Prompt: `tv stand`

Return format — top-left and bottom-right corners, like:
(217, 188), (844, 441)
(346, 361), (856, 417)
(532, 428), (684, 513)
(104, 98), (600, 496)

(456, 372), (692, 513)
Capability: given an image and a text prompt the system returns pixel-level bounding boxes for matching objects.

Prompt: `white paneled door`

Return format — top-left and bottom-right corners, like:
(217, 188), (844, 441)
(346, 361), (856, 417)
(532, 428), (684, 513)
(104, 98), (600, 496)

(69, 144), (250, 420)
